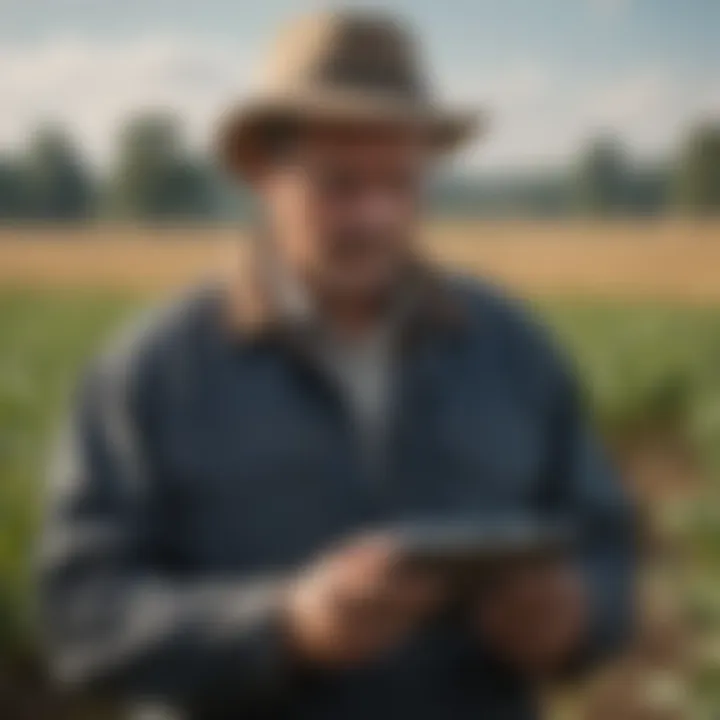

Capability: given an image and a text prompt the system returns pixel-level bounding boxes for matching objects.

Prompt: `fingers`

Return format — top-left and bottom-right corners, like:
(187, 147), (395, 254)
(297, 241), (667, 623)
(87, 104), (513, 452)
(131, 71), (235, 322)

(326, 533), (444, 617)
(326, 533), (397, 601)
(285, 533), (446, 668)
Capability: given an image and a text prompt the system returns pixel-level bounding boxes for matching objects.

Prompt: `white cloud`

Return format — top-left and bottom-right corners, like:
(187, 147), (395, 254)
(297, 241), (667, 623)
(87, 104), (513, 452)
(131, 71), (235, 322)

(578, 68), (720, 159)
(449, 63), (554, 110)
(446, 62), (575, 169)
(0, 35), (252, 166)
(465, 64), (719, 170)
(583, 70), (671, 126)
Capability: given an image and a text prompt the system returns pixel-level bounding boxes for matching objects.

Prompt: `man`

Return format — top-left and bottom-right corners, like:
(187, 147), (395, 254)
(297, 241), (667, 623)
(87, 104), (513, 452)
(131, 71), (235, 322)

(40, 11), (635, 720)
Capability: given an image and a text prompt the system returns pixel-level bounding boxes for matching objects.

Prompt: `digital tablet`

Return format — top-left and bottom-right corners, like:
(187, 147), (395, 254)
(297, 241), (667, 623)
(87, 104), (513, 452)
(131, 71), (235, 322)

(389, 517), (575, 577)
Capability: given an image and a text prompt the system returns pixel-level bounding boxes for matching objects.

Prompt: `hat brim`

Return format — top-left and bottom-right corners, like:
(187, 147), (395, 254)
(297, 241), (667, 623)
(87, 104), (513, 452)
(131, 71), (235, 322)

(217, 89), (484, 178)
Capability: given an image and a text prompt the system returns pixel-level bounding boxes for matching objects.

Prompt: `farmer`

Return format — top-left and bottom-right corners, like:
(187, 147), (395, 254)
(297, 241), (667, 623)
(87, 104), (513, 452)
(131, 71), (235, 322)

(40, 11), (635, 720)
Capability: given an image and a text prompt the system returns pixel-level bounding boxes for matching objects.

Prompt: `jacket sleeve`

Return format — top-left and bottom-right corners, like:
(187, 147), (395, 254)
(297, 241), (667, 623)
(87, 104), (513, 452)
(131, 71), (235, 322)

(541, 356), (638, 673)
(39, 353), (297, 714)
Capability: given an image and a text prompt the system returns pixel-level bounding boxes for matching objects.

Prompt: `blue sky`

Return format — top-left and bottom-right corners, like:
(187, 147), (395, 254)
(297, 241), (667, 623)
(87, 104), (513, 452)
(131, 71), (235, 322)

(0, 0), (717, 169)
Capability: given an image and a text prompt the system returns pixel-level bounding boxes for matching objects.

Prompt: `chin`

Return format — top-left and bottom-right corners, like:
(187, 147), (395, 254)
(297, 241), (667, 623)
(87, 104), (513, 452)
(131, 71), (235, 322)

(325, 260), (399, 300)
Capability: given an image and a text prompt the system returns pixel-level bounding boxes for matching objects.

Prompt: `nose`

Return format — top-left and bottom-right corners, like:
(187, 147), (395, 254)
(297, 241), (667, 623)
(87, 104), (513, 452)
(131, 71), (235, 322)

(354, 191), (401, 230)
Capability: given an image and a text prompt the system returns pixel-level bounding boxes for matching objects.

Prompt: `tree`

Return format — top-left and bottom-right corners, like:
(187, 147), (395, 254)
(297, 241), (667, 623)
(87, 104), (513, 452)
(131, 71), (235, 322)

(574, 136), (629, 217)
(673, 122), (720, 216)
(106, 114), (216, 221)
(23, 127), (93, 221)
(0, 158), (28, 220)
(624, 163), (670, 216)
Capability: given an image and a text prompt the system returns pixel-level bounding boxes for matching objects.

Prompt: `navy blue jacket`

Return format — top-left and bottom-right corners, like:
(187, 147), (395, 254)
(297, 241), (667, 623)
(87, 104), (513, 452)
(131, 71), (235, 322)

(40, 275), (635, 719)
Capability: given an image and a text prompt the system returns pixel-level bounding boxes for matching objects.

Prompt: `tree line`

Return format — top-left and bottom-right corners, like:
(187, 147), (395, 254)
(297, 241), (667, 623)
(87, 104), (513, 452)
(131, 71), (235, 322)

(0, 113), (718, 223)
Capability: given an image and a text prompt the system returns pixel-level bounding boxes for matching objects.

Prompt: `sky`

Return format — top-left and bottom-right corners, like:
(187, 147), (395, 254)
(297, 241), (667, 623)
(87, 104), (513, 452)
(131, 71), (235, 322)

(0, 0), (717, 171)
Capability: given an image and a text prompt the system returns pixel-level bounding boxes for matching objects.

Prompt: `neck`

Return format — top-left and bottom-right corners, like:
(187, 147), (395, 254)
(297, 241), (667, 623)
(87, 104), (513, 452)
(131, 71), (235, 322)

(315, 288), (389, 340)
(253, 230), (401, 340)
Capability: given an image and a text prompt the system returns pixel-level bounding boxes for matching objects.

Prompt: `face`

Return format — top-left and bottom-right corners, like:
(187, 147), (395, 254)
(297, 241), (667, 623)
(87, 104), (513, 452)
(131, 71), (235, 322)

(254, 122), (430, 300)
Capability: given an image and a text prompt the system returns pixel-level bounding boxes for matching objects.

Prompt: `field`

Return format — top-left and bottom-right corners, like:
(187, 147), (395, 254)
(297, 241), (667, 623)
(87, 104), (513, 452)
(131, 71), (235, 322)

(1, 221), (720, 302)
(1, 221), (720, 718)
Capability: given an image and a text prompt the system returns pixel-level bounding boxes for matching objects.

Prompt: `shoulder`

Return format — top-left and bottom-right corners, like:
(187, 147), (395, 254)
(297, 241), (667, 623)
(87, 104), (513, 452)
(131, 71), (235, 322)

(80, 283), (223, 407)
(445, 272), (573, 393)
(448, 273), (554, 349)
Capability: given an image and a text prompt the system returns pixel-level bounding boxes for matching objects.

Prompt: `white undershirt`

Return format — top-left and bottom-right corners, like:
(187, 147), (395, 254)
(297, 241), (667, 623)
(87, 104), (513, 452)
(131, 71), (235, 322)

(314, 322), (396, 467)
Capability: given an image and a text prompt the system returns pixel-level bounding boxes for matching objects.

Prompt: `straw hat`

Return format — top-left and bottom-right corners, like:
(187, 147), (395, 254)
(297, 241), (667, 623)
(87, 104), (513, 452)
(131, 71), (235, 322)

(218, 11), (483, 176)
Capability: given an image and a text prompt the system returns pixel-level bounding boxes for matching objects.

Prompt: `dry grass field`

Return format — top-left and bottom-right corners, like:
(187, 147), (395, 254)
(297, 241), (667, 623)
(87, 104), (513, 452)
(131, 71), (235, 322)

(0, 221), (719, 301)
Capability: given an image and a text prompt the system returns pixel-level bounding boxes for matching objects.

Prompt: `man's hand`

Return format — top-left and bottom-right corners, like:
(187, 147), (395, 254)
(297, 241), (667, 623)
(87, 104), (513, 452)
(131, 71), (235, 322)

(473, 561), (588, 678)
(283, 535), (443, 668)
